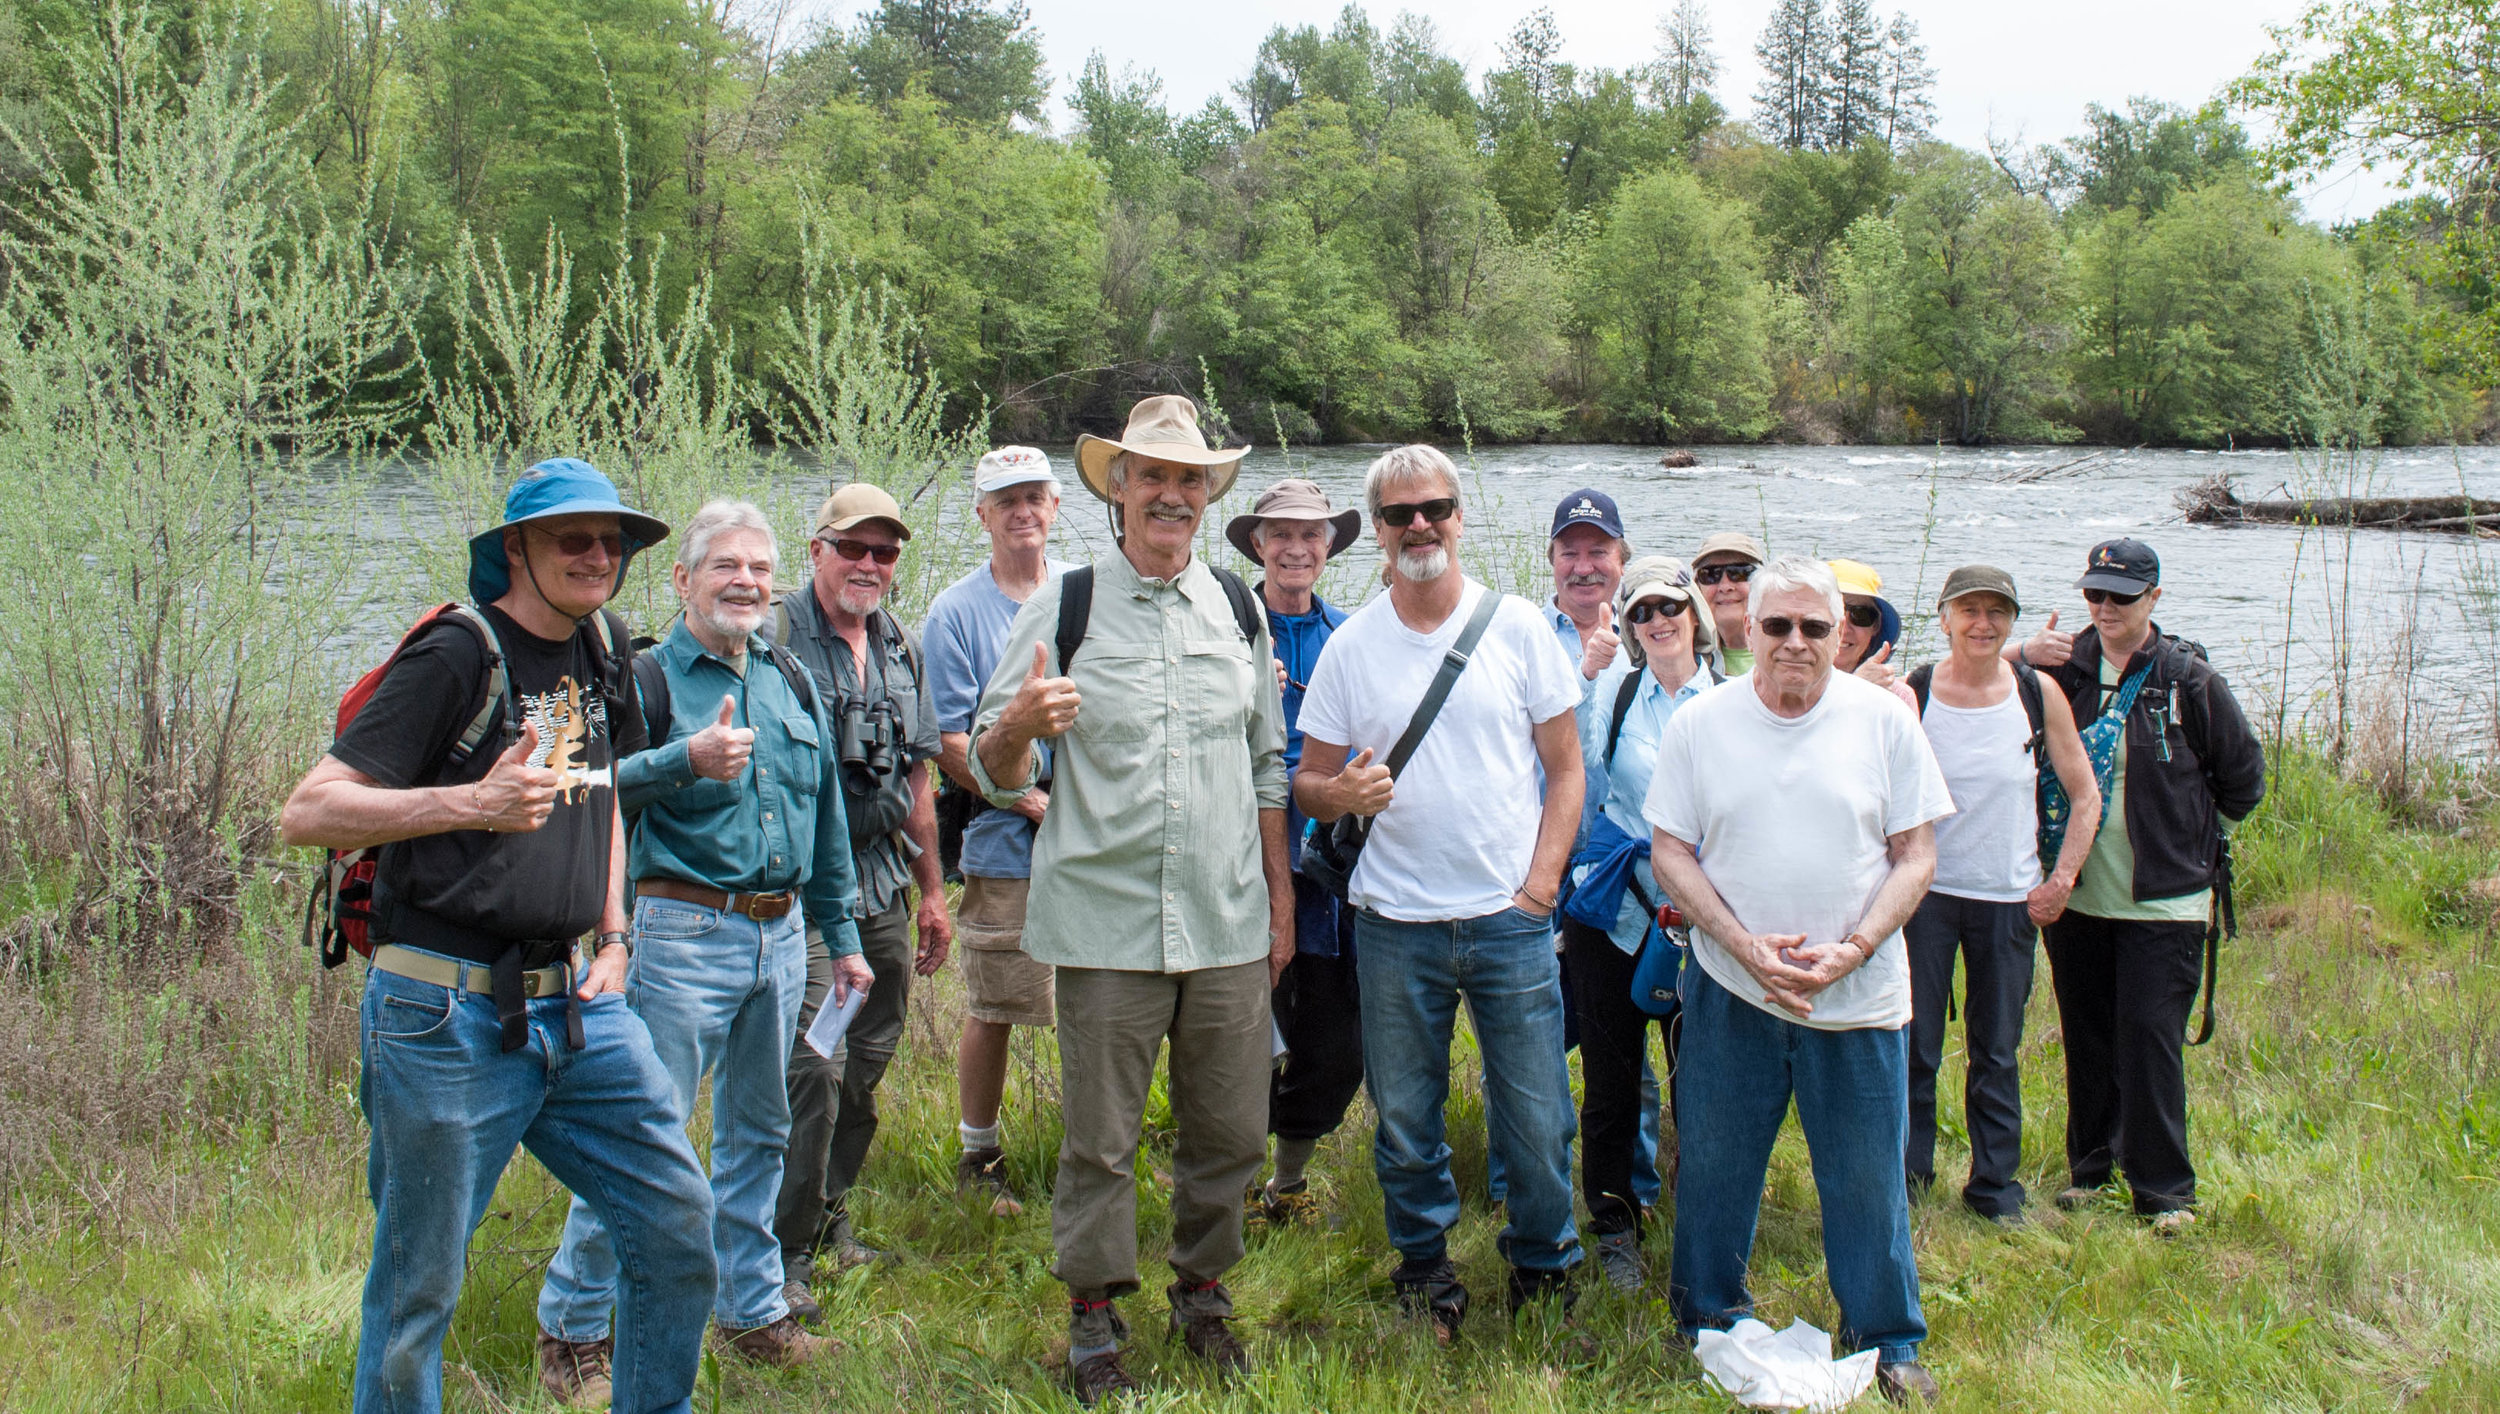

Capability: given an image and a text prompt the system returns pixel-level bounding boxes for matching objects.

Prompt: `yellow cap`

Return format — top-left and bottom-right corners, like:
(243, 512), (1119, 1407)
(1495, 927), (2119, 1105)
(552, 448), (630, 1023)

(1827, 559), (1882, 598)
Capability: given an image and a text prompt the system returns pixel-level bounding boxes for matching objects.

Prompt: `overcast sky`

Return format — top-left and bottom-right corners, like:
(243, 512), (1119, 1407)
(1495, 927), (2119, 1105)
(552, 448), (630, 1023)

(792, 0), (2402, 220)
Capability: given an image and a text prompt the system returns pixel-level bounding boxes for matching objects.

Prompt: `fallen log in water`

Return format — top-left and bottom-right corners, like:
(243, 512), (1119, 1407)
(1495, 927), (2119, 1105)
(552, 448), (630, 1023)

(2176, 475), (2500, 533)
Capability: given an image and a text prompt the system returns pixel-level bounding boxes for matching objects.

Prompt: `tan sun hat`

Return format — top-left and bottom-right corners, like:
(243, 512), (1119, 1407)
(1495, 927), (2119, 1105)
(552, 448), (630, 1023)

(813, 483), (910, 540)
(1224, 479), (1361, 564)
(1073, 395), (1247, 505)
(1692, 530), (1766, 566)
(1615, 555), (1718, 665)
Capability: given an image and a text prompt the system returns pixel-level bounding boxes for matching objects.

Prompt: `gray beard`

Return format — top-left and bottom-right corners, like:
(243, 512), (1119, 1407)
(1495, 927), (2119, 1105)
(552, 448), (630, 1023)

(1397, 545), (1450, 582)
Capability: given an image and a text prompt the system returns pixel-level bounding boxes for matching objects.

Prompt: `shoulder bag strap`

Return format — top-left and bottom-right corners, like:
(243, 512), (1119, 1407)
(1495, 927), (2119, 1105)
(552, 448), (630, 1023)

(1382, 587), (1504, 779)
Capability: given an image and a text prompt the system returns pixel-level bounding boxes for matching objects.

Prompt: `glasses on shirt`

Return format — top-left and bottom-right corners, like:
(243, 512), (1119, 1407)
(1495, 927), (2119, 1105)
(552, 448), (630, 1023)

(533, 527), (626, 558)
(1844, 602), (1881, 629)
(1756, 614), (1836, 641)
(821, 536), (902, 566)
(1694, 562), (1756, 586)
(2082, 586), (2146, 606)
(1374, 498), (1458, 528)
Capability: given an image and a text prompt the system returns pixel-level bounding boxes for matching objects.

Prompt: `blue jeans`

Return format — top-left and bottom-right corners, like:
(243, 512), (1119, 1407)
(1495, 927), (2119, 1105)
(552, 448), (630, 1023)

(1671, 964), (1926, 1362)
(540, 899), (807, 1337)
(354, 955), (713, 1414)
(1355, 907), (1580, 1273)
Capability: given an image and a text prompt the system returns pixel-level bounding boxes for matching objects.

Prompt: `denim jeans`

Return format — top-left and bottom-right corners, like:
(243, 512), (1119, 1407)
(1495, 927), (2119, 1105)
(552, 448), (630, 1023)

(1354, 906), (1580, 1273)
(1671, 965), (1926, 1363)
(540, 898), (807, 1337)
(355, 955), (713, 1414)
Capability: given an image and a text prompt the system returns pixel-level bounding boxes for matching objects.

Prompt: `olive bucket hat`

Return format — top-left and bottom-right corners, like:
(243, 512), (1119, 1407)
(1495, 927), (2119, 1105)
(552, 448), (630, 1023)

(1224, 479), (1361, 564)
(467, 457), (670, 604)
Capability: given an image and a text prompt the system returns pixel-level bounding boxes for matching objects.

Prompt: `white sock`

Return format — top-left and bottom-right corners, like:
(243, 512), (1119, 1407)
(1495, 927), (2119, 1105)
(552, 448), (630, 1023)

(960, 1120), (1002, 1153)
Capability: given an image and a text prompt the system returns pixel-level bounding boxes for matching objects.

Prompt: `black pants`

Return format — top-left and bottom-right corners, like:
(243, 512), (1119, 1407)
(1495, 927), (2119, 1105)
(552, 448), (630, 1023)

(1905, 892), (2036, 1218)
(777, 898), (914, 1264)
(1562, 917), (1674, 1238)
(2042, 910), (2205, 1214)
(1270, 931), (1364, 1142)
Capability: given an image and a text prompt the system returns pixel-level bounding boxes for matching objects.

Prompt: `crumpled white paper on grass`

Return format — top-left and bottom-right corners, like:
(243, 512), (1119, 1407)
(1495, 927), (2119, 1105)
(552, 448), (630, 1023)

(1694, 1318), (1880, 1411)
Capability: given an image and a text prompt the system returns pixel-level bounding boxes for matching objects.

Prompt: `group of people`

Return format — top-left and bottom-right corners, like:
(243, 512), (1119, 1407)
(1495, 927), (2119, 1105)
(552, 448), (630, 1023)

(284, 398), (2266, 1414)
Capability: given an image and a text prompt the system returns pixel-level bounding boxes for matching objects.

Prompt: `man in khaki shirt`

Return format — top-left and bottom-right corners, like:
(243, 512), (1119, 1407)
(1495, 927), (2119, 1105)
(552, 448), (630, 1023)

(972, 396), (1293, 1406)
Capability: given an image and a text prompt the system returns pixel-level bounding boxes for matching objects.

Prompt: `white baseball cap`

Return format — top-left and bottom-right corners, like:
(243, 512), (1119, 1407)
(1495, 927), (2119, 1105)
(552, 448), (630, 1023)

(974, 446), (1060, 495)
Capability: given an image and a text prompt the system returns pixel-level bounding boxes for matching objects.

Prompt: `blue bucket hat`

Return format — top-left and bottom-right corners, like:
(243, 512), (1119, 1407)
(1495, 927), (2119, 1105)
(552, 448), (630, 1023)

(467, 458), (671, 604)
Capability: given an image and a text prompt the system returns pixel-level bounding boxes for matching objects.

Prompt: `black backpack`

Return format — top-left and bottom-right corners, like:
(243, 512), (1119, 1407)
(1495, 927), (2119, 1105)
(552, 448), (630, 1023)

(1053, 562), (1263, 669)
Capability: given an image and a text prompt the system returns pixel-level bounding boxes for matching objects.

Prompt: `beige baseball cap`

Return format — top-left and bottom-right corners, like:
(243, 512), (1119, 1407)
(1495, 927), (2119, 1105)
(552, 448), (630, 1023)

(813, 483), (910, 540)
(1693, 530), (1766, 565)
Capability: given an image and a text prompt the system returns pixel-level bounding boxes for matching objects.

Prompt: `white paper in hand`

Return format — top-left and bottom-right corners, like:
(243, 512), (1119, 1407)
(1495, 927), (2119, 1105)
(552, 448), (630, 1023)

(803, 981), (870, 1060)
(1694, 1318), (1879, 1411)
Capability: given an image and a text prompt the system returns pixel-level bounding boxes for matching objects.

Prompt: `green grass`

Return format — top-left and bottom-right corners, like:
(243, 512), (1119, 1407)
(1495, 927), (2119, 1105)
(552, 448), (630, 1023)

(3, 751), (2498, 1411)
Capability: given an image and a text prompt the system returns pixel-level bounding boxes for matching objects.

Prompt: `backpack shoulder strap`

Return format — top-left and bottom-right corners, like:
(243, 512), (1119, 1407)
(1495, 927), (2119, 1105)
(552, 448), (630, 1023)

(1210, 565), (1261, 645)
(632, 651), (672, 748)
(1605, 670), (1641, 767)
(443, 604), (511, 763)
(1907, 662), (1933, 717)
(771, 597), (796, 650)
(1055, 565), (1096, 672)
(2012, 660), (2047, 759)
(765, 642), (820, 717)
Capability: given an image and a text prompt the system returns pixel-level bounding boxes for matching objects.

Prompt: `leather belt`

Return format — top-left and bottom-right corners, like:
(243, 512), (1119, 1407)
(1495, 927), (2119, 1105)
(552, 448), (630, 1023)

(371, 944), (575, 998)
(636, 877), (796, 920)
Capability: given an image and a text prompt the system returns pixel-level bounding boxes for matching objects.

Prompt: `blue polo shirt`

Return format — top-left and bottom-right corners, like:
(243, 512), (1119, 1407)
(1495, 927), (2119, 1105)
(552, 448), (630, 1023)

(619, 618), (863, 957)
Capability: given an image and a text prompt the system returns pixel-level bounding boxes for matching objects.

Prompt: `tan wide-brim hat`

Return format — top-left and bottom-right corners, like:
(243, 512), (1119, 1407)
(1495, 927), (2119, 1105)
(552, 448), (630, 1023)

(1615, 555), (1718, 666)
(1073, 394), (1247, 504)
(1224, 479), (1361, 564)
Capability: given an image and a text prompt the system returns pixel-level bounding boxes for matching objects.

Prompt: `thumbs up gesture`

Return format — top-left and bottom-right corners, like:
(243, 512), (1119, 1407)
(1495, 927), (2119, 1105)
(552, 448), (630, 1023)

(1854, 639), (1899, 689)
(1000, 641), (1082, 741)
(475, 720), (558, 833)
(1581, 619), (1621, 681)
(1335, 745), (1395, 817)
(2020, 608), (2075, 668)
(687, 693), (757, 782)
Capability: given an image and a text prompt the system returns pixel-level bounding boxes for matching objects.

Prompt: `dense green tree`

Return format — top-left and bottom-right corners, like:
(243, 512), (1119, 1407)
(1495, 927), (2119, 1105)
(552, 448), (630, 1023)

(2049, 99), (2251, 215)
(846, 0), (1045, 128)
(1889, 150), (2074, 442)
(1577, 167), (1774, 438)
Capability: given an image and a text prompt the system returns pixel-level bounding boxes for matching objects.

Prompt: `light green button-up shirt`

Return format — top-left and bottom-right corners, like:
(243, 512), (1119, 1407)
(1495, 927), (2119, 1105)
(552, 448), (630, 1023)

(969, 551), (1288, 973)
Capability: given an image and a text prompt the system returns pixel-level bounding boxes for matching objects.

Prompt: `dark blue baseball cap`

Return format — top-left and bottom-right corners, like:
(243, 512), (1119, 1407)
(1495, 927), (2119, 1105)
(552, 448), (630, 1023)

(467, 458), (670, 603)
(1549, 487), (1625, 541)
(2076, 537), (2159, 593)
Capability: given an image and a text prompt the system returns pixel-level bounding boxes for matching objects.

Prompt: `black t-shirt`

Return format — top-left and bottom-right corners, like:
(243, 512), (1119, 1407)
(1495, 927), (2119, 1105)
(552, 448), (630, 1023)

(331, 605), (646, 961)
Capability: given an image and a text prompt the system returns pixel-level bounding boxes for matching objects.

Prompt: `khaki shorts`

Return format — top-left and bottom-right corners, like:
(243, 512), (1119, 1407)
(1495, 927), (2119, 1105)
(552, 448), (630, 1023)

(958, 874), (1054, 1027)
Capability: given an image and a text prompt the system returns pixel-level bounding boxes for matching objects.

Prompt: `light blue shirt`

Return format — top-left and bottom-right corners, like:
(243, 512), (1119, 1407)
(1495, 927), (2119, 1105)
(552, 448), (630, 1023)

(923, 557), (1077, 879)
(1573, 659), (1716, 953)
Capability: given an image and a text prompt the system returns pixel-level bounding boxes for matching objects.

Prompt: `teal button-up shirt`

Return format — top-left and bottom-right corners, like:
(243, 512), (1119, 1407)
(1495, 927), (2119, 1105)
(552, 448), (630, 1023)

(620, 619), (863, 957)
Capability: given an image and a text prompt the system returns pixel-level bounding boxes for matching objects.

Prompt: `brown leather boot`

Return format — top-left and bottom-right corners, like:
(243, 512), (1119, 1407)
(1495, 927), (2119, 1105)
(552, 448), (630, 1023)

(719, 1313), (833, 1368)
(536, 1330), (613, 1409)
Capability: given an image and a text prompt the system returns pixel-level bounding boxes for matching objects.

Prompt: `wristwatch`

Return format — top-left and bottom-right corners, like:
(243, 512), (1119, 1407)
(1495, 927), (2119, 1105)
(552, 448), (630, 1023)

(1844, 931), (1877, 959)
(595, 929), (631, 956)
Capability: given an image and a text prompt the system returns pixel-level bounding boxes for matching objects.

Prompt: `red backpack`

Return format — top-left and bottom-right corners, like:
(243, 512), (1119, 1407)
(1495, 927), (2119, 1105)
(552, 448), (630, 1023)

(303, 605), (516, 968)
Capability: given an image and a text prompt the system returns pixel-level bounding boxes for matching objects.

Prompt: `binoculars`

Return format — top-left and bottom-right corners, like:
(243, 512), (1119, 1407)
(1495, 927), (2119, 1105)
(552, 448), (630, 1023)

(835, 694), (904, 797)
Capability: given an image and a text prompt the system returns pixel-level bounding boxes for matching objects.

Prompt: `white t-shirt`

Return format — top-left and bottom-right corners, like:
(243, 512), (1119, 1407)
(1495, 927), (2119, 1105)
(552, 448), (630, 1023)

(1298, 579), (1585, 922)
(1643, 670), (1954, 1030)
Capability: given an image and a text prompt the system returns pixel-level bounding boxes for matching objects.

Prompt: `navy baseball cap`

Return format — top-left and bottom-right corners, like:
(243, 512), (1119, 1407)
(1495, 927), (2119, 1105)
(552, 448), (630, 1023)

(1549, 487), (1625, 541)
(2076, 537), (2160, 593)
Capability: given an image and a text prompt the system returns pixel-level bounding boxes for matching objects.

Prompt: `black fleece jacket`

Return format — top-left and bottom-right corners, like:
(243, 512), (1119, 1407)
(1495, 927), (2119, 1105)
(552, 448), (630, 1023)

(2043, 623), (2267, 904)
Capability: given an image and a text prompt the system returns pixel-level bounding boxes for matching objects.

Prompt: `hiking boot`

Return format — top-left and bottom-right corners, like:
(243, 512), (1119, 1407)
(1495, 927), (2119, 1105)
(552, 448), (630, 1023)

(957, 1146), (1024, 1218)
(1070, 1348), (1142, 1406)
(1166, 1278), (1249, 1374)
(537, 1330), (613, 1410)
(824, 1204), (885, 1270)
(1877, 1359), (1941, 1406)
(2054, 1185), (2098, 1211)
(1260, 1179), (1320, 1228)
(719, 1314), (831, 1368)
(1592, 1229), (1643, 1294)
(2149, 1208), (2198, 1237)
(780, 1276), (823, 1325)
(1391, 1256), (1468, 1342)
(1506, 1264), (1577, 1320)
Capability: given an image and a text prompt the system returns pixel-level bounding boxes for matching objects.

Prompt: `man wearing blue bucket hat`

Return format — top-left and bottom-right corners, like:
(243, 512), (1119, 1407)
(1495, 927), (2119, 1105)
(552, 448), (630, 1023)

(283, 458), (715, 1414)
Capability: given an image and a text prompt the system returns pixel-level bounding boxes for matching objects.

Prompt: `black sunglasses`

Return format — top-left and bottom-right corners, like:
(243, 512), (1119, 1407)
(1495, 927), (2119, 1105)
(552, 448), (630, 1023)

(822, 536), (902, 566)
(1625, 599), (1689, 625)
(2082, 586), (2146, 606)
(1756, 614), (1835, 641)
(1695, 563), (1756, 586)
(533, 527), (626, 558)
(1374, 498), (1458, 528)
(1844, 602), (1881, 629)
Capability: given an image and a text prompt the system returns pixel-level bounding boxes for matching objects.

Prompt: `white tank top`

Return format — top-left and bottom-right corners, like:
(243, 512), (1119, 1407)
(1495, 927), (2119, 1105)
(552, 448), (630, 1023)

(1922, 684), (2044, 902)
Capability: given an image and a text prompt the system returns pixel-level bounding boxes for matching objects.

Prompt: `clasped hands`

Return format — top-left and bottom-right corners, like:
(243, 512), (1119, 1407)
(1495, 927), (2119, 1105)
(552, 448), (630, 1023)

(1730, 929), (1873, 1019)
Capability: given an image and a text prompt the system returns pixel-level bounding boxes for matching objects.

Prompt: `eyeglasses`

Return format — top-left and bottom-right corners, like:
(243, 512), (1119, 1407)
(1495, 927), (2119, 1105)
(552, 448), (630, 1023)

(1626, 599), (1686, 626)
(822, 536), (902, 566)
(534, 528), (625, 558)
(1756, 615), (1835, 641)
(2082, 587), (2146, 606)
(1694, 563), (1756, 586)
(1374, 499), (1458, 528)
(1844, 602), (1881, 629)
